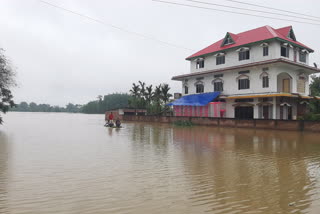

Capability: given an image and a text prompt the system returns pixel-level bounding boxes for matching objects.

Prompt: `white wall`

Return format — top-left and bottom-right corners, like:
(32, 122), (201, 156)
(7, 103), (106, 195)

(189, 40), (309, 73)
(182, 63), (312, 97)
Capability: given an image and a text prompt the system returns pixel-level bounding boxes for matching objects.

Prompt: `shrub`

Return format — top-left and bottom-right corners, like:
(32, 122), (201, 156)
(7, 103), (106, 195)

(173, 120), (193, 126)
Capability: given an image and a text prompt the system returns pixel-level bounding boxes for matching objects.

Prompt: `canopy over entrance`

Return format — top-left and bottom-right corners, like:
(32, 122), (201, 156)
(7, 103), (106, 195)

(167, 92), (220, 106)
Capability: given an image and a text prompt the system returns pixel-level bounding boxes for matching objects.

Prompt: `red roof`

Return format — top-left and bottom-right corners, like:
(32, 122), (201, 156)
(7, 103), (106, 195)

(186, 25), (313, 60)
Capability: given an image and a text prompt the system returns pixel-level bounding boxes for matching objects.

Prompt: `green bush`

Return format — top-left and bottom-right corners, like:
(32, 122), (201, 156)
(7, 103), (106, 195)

(173, 120), (193, 126)
(300, 113), (320, 121)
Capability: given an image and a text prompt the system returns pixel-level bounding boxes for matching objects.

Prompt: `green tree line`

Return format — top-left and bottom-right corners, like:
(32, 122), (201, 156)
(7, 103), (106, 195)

(11, 102), (82, 113)
(81, 93), (130, 114)
(11, 93), (131, 114)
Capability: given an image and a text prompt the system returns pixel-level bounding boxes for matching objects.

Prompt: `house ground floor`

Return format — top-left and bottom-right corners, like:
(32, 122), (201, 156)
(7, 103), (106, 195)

(171, 93), (315, 120)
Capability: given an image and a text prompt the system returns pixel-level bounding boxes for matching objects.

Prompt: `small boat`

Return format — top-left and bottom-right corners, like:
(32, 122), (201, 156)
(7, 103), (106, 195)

(104, 123), (123, 128)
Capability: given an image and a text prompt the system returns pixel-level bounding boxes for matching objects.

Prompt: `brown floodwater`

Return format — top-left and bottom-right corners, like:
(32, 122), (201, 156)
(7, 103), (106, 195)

(1, 112), (320, 214)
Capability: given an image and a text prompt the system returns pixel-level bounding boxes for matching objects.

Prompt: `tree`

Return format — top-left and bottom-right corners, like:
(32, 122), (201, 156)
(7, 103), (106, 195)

(19, 102), (29, 111)
(145, 84), (153, 105)
(310, 75), (320, 113)
(129, 83), (141, 112)
(29, 102), (38, 112)
(161, 83), (172, 115)
(161, 83), (172, 106)
(0, 49), (15, 124)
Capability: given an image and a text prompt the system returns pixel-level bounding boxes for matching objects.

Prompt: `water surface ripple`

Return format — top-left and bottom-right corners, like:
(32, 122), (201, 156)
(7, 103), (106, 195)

(0, 112), (320, 213)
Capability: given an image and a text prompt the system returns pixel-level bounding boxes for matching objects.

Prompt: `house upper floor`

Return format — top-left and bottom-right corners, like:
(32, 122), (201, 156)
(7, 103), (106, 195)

(187, 26), (314, 73)
(174, 62), (319, 97)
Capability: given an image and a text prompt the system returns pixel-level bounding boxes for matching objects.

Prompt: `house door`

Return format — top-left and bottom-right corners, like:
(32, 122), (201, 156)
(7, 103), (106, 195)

(288, 106), (292, 120)
(297, 103), (307, 117)
(283, 79), (290, 93)
(280, 105), (292, 120)
(263, 106), (269, 119)
(235, 106), (254, 119)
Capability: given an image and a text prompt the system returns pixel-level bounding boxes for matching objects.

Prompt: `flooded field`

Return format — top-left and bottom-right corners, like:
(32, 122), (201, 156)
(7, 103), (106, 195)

(1, 112), (320, 214)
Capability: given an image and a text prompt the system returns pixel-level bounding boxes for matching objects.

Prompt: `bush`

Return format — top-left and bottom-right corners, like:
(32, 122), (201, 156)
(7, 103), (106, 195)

(300, 113), (320, 121)
(173, 120), (193, 126)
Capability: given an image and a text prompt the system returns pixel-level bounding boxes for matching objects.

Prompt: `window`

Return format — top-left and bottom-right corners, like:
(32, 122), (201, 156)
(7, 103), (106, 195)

(184, 86), (188, 94)
(214, 74), (223, 78)
(239, 50), (250, 61)
(238, 70), (250, 74)
(288, 29), (296, 41)
(262, 76), (269, 88)
(262, 97), (272, 102)
(238, 79), (250, 90)
(214, 81), (223, 92)
(222, 34), (234, 46)
(196, 84), (204, 93)
(263, 46), (269, 56)
(196, 59), (204, 69)
(235, 98), (254, 102)
(216, 55), (225, 65)
(297, 76), (306, 93)
(281, 46), (289, 57)
(299, 52), (306, 63)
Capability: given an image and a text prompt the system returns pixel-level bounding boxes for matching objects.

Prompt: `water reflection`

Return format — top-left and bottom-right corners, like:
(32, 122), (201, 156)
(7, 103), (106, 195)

(173, 127), (320, 213)
(0, 132), (9, 214)
(1, 113), (320, 214)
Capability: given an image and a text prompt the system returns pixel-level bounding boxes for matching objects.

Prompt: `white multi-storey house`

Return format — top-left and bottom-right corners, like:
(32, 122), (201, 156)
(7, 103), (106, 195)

(170, 25), (320, 120)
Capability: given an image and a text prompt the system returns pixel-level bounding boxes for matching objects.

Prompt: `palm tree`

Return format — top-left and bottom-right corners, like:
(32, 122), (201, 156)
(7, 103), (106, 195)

(129, 83), (140, 113)
(145, 85), (153, 105)
(161, 84), (172, 105)
(138, 81), (146, 97)
(161, 84), (172, 115)
(138, 81), (146, 108)
(129, 83), (140, 98)
(152, 84), (162, 114)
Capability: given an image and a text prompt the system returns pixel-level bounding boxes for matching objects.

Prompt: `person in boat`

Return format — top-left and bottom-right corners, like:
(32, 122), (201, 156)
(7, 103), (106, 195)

(108, 112), (114, 124)
(115, 118), (121, 128)
(104, 111), (110, 126)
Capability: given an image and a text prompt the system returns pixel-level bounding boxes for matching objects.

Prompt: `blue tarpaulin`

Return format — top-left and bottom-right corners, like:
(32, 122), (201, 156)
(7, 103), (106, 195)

(167, 92), (221, 106)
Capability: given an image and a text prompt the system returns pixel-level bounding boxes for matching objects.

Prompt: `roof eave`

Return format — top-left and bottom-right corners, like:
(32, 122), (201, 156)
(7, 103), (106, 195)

(172, 58), (320, 81)
(186, 37), (314, 61)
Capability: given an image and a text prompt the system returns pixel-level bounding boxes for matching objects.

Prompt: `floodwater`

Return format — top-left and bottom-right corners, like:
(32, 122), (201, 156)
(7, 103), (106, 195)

(1, 113), (320, 214)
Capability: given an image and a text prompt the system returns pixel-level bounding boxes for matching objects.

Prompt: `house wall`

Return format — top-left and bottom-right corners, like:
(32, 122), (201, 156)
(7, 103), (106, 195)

(122, 115), (320, 132)
(183, 64), (310, 97)
(189, 41), (309, 73)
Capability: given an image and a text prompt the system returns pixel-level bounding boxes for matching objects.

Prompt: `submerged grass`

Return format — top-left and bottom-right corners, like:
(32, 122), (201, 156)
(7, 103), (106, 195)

(173, 120), (194, 127)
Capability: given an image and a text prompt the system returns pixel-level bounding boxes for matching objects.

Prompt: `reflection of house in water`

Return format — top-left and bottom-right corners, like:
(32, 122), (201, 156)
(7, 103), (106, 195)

(170, 26), (320, 120)
(172, 127), (319, 213)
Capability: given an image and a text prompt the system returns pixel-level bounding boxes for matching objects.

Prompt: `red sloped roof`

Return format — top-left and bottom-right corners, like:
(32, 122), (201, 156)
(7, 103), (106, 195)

(186, 25), (313, 60)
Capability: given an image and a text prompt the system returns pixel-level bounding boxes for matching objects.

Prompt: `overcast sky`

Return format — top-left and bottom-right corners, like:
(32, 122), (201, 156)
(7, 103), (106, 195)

(1, 0), (320, 106)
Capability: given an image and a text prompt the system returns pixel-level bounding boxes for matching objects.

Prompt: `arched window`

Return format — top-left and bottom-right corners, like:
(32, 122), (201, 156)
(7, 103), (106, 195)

(297, 73), (307, 93)
(260, 71), (269, 88)
(236, 47), (250, 61)
(195, 58), (204, 69)
(260, 43), (269, 56)
(184, 86), (189, 94)
(214, 52), (226, 65)
(195, 81), (204, 93)
(237, 74), (250, 90)
(281, 43), (292, 58)
(212, 78), (224, 92)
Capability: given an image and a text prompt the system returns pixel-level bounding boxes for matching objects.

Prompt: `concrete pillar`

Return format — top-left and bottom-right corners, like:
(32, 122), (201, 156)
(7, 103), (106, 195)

(272, 97), (277, 119)
(253, 98), (259, 119)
